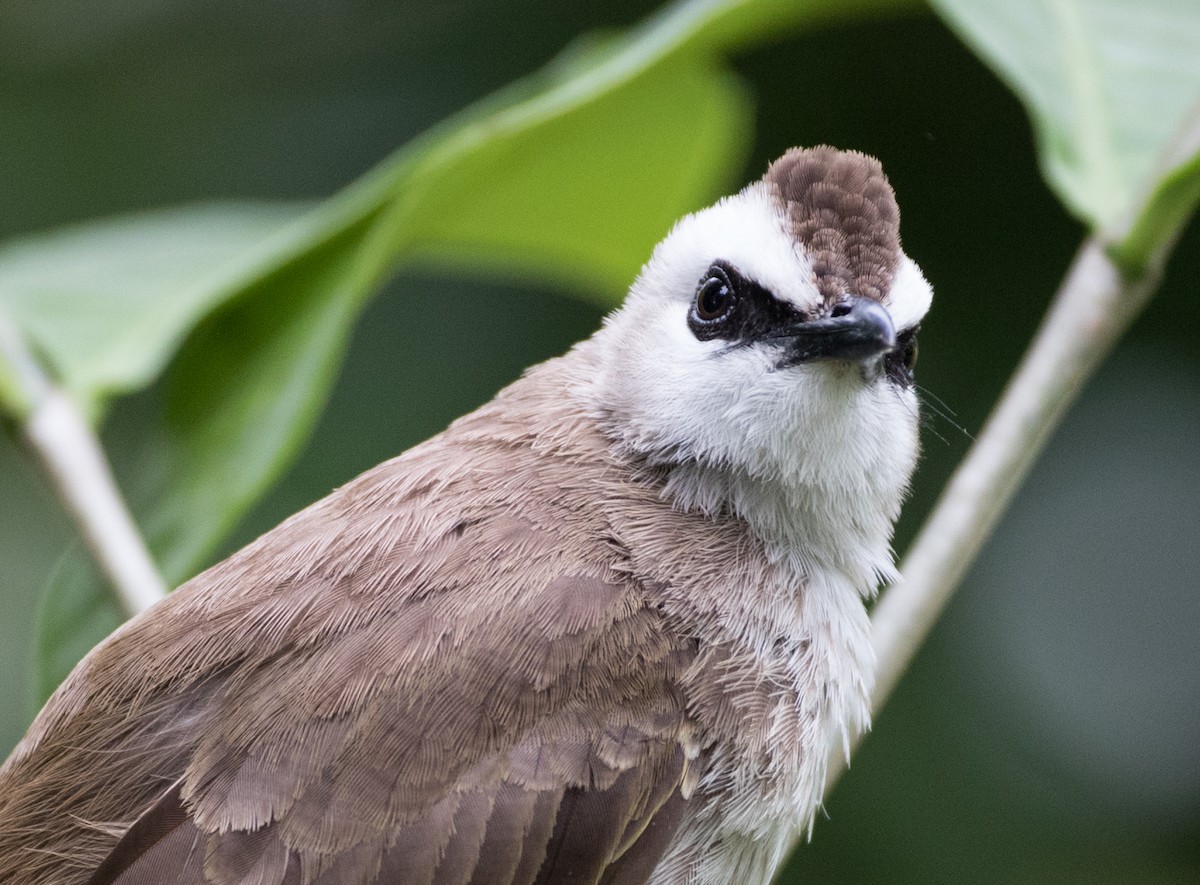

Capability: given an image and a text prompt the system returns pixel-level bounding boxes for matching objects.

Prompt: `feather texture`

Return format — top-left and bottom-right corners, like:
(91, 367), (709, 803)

(0, 348), (719, 885)
(0, 146), (930, 885)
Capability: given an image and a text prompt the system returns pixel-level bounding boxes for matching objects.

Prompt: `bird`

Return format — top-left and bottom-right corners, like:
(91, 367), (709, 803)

(0, 145), (931, 885)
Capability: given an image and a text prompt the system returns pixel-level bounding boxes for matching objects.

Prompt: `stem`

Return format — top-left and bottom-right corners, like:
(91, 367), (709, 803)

(872, 236), (1153, 718)
(814, 100), (1200, 807)
(0, 304), (166, 617)
(819, 232), (1167, 797)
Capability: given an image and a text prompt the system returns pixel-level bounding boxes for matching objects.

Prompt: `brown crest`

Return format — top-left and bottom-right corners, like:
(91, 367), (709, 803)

(763, 146), (901, 303)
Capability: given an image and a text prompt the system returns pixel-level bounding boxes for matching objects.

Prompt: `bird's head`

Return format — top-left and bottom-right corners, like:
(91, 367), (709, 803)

(587, 146), (933, 565)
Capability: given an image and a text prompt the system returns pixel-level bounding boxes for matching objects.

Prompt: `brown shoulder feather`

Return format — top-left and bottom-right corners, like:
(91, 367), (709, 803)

(0, 353), (701, 885)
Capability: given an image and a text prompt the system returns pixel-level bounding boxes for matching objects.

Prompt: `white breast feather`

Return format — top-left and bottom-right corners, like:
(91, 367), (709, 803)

(581, 180), (932, 883)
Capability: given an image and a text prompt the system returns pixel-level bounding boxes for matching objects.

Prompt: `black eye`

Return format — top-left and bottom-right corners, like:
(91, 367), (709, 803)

(693, 266), (736, 324)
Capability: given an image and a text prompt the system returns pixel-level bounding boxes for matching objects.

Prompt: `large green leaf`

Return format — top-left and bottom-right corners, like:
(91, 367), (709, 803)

(1109, 117), (1200, 273)
(395, 56), (748, 294)
(31, 553), (123, 706)
(0, 203), (306, 415)
(929, 0), (1200, 273)
(27, 0), (919, 698)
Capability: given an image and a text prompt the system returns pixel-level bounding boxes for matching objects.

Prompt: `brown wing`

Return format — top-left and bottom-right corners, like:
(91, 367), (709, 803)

(85, 616), (696, 885)
(0, 425), (700, 885)
(91, 745), (692, 885)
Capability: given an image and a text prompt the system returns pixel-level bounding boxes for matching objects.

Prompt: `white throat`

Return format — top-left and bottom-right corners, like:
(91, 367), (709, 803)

(585, 344), (920, 597)
(578, 181), (932, 594)
(574, 147), (933, 883)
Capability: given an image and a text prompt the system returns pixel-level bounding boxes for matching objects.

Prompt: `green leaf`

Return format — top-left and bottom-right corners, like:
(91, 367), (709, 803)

(29, 0), (919, 698)
(0, 203), (307, 415)
(396, 57), (749, 294)
(929, 0), (1200, 271)
(1107, 113), (1200, 274)
(31, 551), (123, 707)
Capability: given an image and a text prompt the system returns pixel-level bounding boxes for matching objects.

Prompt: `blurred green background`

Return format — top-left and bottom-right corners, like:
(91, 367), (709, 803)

(1, 1), (1197, 882)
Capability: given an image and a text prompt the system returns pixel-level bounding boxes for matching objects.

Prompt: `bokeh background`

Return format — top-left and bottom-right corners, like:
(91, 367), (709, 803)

(1, 1), (1197, 881)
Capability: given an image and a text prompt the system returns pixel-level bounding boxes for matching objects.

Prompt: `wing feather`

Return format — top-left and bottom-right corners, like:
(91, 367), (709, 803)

(87, 782), (206, 885)
(2, 445), (698, 884)
(463, 782), (544, 885)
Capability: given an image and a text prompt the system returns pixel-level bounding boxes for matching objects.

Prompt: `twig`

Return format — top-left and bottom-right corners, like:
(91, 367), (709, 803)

(867, 235), (1154, 731)
(0, 303), (166, 617)
(809, 94), (1200, 814)
(815, 237), (1151, 797)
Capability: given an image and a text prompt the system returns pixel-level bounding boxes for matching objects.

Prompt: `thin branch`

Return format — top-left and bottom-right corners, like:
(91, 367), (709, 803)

(0, 303), (166, 617)
(869, 235), (1153, 724)
(814, 235), (1153, 795)
(809, 98), (1200, 811)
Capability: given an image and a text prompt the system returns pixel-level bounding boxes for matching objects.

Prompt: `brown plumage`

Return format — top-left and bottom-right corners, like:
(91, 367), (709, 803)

(0, 146), (930, 885)
(764, 146), (901, 303)
(0, 350), (783, 885)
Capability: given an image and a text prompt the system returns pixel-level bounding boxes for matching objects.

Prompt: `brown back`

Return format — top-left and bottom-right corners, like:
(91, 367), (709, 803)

(0, 349), (715, 885)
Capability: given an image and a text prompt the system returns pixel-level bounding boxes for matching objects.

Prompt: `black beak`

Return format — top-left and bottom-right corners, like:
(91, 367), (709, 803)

(776, 296), (896, 368)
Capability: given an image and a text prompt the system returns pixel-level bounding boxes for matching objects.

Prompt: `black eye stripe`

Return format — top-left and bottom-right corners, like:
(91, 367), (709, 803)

(687, 261), (919, 385)
(688, 261), (805, 343)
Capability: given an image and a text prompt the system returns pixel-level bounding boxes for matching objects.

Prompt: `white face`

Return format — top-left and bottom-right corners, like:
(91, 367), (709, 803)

(587, 180), (933, 554)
